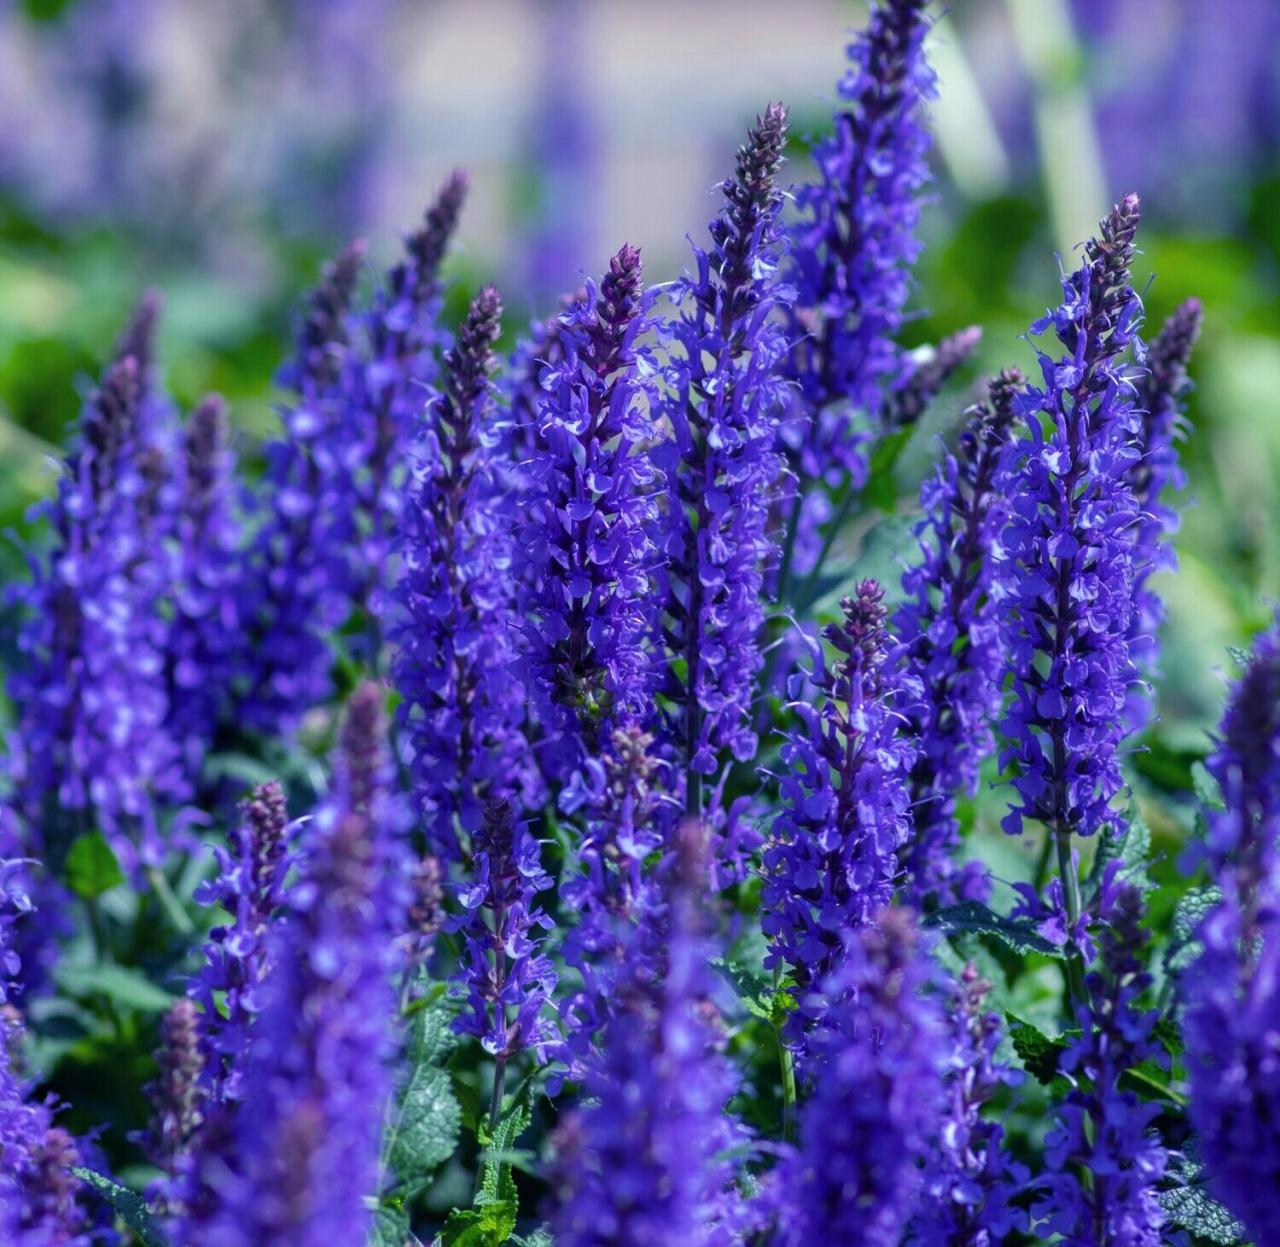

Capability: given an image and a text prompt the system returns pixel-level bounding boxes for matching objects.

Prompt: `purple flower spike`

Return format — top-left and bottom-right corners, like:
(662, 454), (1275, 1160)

(771, 908), (946, 1247)
(781, 0), (936, 578)
(141, 998), (207, 1218)
(1126, 297), (1202, 729)
(392, 284), (537, 862)
(1184, 618), (1280, 1245)
(518, 244), (662, 776)
(241, 242), (366, 738)
(1033, 868), (1168, 1245)
(178, 684), (408, 1246)
(896, 369), (1025, 908)
(994, 194), (1146, 844)
(762, 580), (917, 1047)
(656, 104), (791, 814)
(881, 324), (983, 431)
(191, 780), (296, 1100)
(449, 796), (557, 1064)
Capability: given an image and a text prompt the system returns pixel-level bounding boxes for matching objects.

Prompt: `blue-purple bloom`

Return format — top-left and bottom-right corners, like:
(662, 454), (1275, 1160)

(1184, 618), (1280, 1245)
(994, 194), (1146, 844)
(517, 243), (661, 776)
(896, 369), (1024, 908)
(550, 821), (754, 1247)
(241, 242), (366, 738)
(392, 284), (536, 862)
(781, 0), (936, 579)
(1033, 866), (1168, 1245)
(177, 684), (408, 1245)
(1126, 297), (1202, 728)
(913, 963), (1030, 1244)
(656, 103), (790, 809)
(762, 581), (917, 1043)
(191, 780), (296, 1100)
(771, 908), (946, 1247)
(449, 796), (557, 1065)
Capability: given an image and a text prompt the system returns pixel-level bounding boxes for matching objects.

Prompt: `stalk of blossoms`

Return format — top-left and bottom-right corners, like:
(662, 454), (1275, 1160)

(777, 0), (936, 592)
(1125, 297), (1202, 728)
(656, 103), (790, 819)
(392, 284), (535, 862)
(913, 963), (1030, 1244)
(1183, 618), (1280, 1244)
(762, 580), (916, 1047)
(242, 242), (365, 737)
(449, 797), (557, 1131)
(880, 324), (982, 432)
(993, 194), (1146, 992)
(190, 780), (295, 1099)
(177, 685), (408, 1245)
(1033, 868), (1168, 1245)
(166, 394), (241, 771)
(8, 352), (183, 878)
(556, 725), (672, 1077)
(140, 998), (207, 1218)
(895, 369), (1024, 908)
(769, 908), (946, 1247)
(549, 820), (755, 1247)
(352, 171), (468, 642)
(518, 244), (661, 777)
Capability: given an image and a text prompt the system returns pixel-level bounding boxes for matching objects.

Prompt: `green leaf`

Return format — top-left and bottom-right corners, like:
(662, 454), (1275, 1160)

(72, 1169), (169, 1247)
(925, 902), (1065, 959)
(64, 832), (125, 899)
(1164, 887), (1223, 977)
(368, 1204), (418, 1247)
(863, 428), (914, 512)
(1160, 1184), (1247, 1245)
(511, 1231), (554, 1247)
(710, 956), (775, 1021)
(1119, 1059), (1187, 1107)
(436, 1202), (518, 1247)
(1006, 1012), (1078, 1085)
(55, 962), (175, 1013)
(1084, 803), (1152, 899)
(384, 1001), (462, 1188)
(1191, 761), (1225, 812)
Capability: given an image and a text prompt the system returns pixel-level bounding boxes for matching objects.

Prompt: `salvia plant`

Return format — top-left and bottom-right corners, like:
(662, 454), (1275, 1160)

(0, 3), (1275, 1245)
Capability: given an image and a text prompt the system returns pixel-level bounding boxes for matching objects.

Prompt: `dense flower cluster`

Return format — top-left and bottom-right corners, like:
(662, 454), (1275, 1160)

(896, 368), (1024, 907)
(1034, 868), (1168, 1245)
(771, 908), (945, 1247)
(393, 285), (536, 861)
(178, 685), (407, 1245)
(880, 325), (983, 432)
(518, 243), (661, 775)
(1184, 618), (1280, 1245)
(141, 999), (208, 1217)
(656, 104), (790, 808)
(994, 193), (1146, 843)
(763, 581), (916, 1040)
(781, 0), (936, 578)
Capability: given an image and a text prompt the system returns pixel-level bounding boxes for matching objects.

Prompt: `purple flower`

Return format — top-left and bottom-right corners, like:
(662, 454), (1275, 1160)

(1033, 867), (1168, 1245)
(913, 964), (1030, 1244)
(880, 324), (983, 432)
(391, 285), (537, 862)
(1184, 618), (1280, 1245)
(166, 394), (242, 771)
(655, 104), (790, 813)
(550, 821), (755, 1247)
(191, 780), (296, 1100)
(780, 0), (936, 580)
(349, 172), (468, 639)
(993, 194), (1146, 844)
(896, 369), (1024, 908)
(240, 242), (366, 738)
(7, 350), (184, 878)
(770, 908), (946, 1247)
(449, 796), (557, 1066)
(178, 684), (408, 1246)
(1125, 297), (1202, 729)
(517, 244), (662, 777)
(761, 581), (917, 1044)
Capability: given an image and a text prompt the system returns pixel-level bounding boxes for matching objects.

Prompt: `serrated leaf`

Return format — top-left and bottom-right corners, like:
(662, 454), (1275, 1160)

(925, 902), (1065, 958)
(511, 1230), (554, 1247)
(64, 832), (124, 899)
(368, 1204), (420, 1247)
(482, 1104), (532, 1207)
(435, 1202), (518, 1247)
(1006, 1012), (1078, 1085)
(385, 1001), (462, 1187)
(72, 1169), (168, 1247)
(1165, 887), (1223, 977)
(1160, 1184), (1247, 1245)
(1085, 803), (1152, 899)
(711, 956), (774, 1021)
(1191, 761), (1225, 812)
(55, 962), (175, 1013)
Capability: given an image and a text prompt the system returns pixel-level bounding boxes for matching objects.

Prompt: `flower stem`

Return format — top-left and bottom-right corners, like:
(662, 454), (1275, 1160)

(772, 963), (797, 1142)
(1054, 826), (1087, 1007)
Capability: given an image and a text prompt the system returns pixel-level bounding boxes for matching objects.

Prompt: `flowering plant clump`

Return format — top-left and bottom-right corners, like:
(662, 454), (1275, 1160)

(0, 2), (1275, 1245)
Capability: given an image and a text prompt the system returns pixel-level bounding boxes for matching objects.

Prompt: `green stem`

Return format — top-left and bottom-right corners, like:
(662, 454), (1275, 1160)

(1055, 826), (1088, 1008)
(147, 867), (194, 936)
(772, 963), (797, 1143)
(1032, 831), (1055, 891)
(487, 1055), (507, 1137)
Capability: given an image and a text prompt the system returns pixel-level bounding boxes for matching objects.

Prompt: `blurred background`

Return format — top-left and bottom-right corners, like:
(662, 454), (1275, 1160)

(0, 0), (1278, 749)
